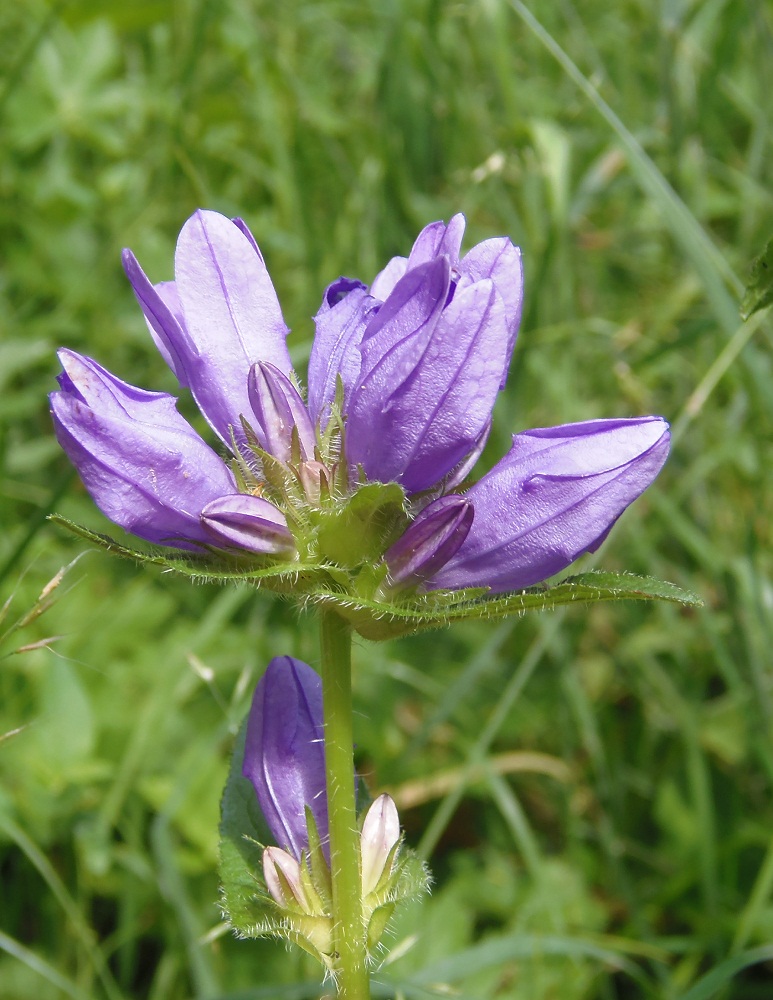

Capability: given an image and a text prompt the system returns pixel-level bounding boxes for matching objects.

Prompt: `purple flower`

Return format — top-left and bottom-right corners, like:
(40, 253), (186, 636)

(309, 215), (523, 494)
(242, 656), (328, 860)
(51, 209), (669, 596)
(52, 210), (298, 555)
(429, 417), (670, 593)
(50, 350), (237, 550)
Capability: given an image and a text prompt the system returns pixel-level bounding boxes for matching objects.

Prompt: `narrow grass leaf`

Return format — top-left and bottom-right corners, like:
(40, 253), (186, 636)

(0, 929), (97, 1000)
(740, 236), (773, 320)
(508, 0), (742, 334)
(403, 932), (649, 987)
(676, 945), (773, 1000)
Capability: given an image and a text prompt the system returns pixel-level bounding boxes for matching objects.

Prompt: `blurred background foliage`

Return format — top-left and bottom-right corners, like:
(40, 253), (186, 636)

(1, 0), (772, 997)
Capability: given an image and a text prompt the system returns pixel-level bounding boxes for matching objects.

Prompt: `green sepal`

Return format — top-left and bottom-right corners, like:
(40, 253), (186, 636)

(313, 481), (408, 567)
(370, 839), (402, 899)
(299, 853), (326, 916)
(389, 845), (432, 903)
(362, 844), (432, 953)
(741, 236), (773, 320)
(305, 806), (333, 906)
(367, 902), (396, 950)
(283, 927), (331, 968)
(292, 913), (334, 956)
(310, 570), (702, 641)
(251, 917), (334, 971)
(218, 717), (272, 935)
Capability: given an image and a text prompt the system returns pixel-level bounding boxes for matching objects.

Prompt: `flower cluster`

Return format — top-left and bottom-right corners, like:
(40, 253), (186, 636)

(241, 657), (420, 966)
(51, 210), (669, 611)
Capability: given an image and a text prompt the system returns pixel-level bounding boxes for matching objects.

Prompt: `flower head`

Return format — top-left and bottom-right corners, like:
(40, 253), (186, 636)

(239, 656), (421, 966)
(51, 210), (671, 634)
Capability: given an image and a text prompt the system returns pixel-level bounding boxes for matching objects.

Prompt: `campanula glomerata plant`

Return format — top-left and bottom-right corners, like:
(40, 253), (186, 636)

(51, 210), (695, 998)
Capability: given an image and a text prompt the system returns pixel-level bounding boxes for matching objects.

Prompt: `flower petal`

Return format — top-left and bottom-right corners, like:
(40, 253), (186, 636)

(121, 250), (194, 389)
(346, 257), (451, 484)
(406, 213), (466, 269)
(348, 273), (508, 493)
(430, 417), (670, 592)
(231, 216), (266, 261)
(308, 281), (378, 427)
(172, 210), (292, 447)
(242, 657), (328, 860)
(369, 256), (408, 300)
(458, 237), (524, 386)
(200, 494), (295, 554)
(50, 350), (235, 549)
(444, 419), (492, 492)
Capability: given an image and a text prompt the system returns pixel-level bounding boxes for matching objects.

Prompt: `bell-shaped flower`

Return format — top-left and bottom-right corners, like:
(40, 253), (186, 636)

(346, 265), (510, 493)
(308, 215), (523, 494)
(121, 210), (292, 450)
(50, 350), (237, 550)
(52, 212), (305, 558)
(429, 416), (670, 593)
(242, 656), (328, 860)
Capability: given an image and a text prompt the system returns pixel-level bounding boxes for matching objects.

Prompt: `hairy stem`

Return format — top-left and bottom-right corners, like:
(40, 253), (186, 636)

(319, 608), (369, 999)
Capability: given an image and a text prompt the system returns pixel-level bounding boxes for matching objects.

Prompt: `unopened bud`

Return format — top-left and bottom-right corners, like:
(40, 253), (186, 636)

(361, 794), (400, 897)
(296, 460), (329, 504)
(385, 495), (473, 587)
(248, 362), (316, 463)
(263, 846), (308, 909)
(242, 658), (329, 861)
(200, 494), (295, 554)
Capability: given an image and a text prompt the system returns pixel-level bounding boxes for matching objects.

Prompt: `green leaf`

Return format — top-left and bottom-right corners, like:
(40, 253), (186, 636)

(740, 237), (773, 320)
(312, 571), (702, 641)
(403, 931), (647, 987)
(218, 719), (272, 936)
(507, 1), (743, 336)
(675, 945), (773, 1000)
(48, 515), (332, 591)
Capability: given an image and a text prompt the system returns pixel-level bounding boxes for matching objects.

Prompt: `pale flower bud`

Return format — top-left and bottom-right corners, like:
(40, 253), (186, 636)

(262, 846), (309, 909)
(360, 793), (400, 897)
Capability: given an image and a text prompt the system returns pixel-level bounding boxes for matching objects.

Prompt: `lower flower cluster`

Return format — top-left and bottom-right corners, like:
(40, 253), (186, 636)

(238, 657), (427, 969)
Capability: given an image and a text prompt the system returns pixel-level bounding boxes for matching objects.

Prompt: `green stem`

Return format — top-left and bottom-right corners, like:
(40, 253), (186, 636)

(319, 609), (370, 999)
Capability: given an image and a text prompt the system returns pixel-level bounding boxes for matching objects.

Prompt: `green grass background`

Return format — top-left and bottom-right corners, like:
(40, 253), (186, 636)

(1, 0), (772, 997)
